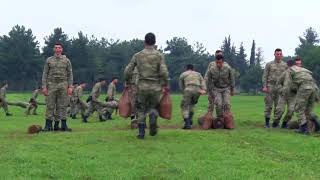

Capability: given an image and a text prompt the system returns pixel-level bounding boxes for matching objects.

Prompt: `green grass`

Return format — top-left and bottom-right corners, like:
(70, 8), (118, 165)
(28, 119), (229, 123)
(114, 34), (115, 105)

(0, 94), (320, 179)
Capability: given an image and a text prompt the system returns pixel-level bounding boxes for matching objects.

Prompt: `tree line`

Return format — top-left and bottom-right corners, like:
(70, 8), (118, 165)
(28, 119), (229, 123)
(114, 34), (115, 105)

(0, 25), (319, 92)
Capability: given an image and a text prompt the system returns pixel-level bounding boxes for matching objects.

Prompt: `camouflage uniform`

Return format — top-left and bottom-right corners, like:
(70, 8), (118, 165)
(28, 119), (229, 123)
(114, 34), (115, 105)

(84, 82), (106, 120)
(204, 62), (216, 113)
(124, 46), (169, 137)
(0, 86), (10, 114)
(70, 85), (87, 118)
(42, 55), (73, 122)
(106, 82), (118, 115)
(274, 69), (296, 125)
(205, 62), (235, 118)
(26, 89), (40, 115)
(262, 60), (287, 122)
(179, 70), (206, 121)
(283, 66), (317, 132)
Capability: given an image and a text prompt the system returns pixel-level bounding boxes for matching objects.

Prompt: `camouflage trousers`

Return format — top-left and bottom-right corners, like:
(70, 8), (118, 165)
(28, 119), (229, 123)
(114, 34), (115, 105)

(128, 84), (137, 118)
(180, 86), (200, 119)
(212, 88), (231, 118)
(26, 102), (38, 115)
(136, 89), (161, 124)
(0, 98), (9, 113)
(274, 93), (296, 123)
(207, 91), (215, 113)
(45, 81), (69, 121)
(295, 88), (316, 126)
(70, 97), (87, 116)
(264, 85), (280, 119)
(85, 100), (105, 117)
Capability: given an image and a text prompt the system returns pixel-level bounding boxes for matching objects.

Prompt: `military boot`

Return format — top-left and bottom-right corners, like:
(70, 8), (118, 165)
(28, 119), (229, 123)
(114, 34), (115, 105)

(264, 117), (270, 128)
(42, 119), (52, 132)
(281, 121), (288, 129)
(137, 123), (145, 139)
(71, 114), (77, 119)
(149, 113), (158, 136)
(189, 112), (194, 126)
(6, 113), (12, 116)
(183, 118), (192, 129)
(311, 119), (320, 132)
(82, 115), (88, 123)
(53, 121), (60, 131)
(61, 119), (72, 132)
(296, 123), (309, 135)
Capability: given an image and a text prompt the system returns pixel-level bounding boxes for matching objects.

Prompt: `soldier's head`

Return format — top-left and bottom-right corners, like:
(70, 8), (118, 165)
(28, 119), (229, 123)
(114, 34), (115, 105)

(294, 56), (302, 67)
(112, 77), (118, 84)
(73, 82), (79, 87)
(286, 60), (295, 67)
(215, 50), (223, 56)
(215, 54), (224, 68)
(186, 64), (194, 71)
(144, 33), (156, 46)
(274, 48), (283, 61)
(98, 78), (106, 85)
(79, 81), (86, 88)
(54, 42), (63, 56)
(1, 81), (8, 88)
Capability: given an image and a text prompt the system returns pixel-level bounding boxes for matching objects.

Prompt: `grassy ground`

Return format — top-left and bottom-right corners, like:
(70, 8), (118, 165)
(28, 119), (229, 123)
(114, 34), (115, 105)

(0, 93), (320, 179)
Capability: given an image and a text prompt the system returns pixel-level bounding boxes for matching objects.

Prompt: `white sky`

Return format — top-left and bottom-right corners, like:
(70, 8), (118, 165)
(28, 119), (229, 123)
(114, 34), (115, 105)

(1, 0), (319, 62)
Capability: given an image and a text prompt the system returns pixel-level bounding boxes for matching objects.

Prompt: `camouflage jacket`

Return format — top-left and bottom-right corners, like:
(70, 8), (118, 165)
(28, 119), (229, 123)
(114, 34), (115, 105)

(205, 62), (235, 90)
(107, 82), (116, 99)
(283, 66), (315, 95)
(73, 86), (83, 98)
(0, 87), (6, 99)
(179, 70), (206, 91)
(124, 47), (169, 91)
(32, 89), (39, 100)
(42, 55), (73, 88)
(90, 82), (103, 101)
(126, 67), (138, 85)
(262, 60), (287, 87)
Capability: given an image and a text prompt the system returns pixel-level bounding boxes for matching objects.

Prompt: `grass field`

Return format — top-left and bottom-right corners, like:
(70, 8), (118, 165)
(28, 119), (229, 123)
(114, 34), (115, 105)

(0, 93), (320, 179)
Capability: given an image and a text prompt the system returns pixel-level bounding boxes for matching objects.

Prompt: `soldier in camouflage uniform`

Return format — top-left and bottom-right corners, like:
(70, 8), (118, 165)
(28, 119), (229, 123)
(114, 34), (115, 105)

(205, 50), (223, 114)
(70, 82), (87, 119)
(283, 65), (318, 134)
(105, 77), (119, 119)
(262, 48), (287, 128)
(25, 87), (42, 115)
(205, 54), (235, 122)
(179, 64), (206, 129)
(124, 32), (169, 139)
(42, 42), (73, 132)
(273, 60), (296, 128)
(82, 79), (107, 123)
(0, 81), (12, 116)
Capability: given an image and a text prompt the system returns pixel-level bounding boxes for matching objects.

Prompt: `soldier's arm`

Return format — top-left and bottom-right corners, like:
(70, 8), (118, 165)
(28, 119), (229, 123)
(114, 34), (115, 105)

(91, 84), (99, 101)
(67, 59), (73, 87)
(179, 73), (185, 91)
(199, 74), (207, 91)
(282, 70), (293, 96)
(159, 54), (169, 86)
(107, 84), (113, 99)
(41, 59), (49, 88)
(262, 63), (270, 87)
(78, 88), (83, 98)
(229, 68), (235, 90)
(204, 64), (211, 90)
(124, 55), (137, 84)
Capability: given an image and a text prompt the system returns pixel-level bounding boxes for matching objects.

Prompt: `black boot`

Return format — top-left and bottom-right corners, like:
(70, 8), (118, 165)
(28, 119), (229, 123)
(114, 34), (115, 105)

(61, 119), (72, 132)
(311, 119), (320, 132)
(272, 121), (279, 128)
(183, 118), (192, 129)
(264, 117), (270, 128)
(6, 113), (12, 116)
(137, 123), (145, 139)
(296, 123), (309, 135)
(189, 112), (194, 126)
(281, 121), (288, 129)
(71, 114), (77, 119)
(149, 114), (158, 136)
(82, 115), (88, 123)
(53, 121), (60, 131)
(99, 115), (106, 122)
(42, 119), (52, 132)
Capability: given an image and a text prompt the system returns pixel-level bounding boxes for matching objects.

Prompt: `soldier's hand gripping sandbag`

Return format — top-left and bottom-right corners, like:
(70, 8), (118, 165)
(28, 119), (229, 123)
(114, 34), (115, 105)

(159, 87), (172, 120)
(198, 112), (214, 130)
(28, 125), (42, 134)
(119, 86), (132, 118)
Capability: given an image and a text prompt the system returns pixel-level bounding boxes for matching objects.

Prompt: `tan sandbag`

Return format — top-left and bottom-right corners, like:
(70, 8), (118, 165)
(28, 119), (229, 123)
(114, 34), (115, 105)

(159, 90), (172, 120)
(28, 125), (42, 134)
(198, 112), (214, 130)
(224, 111), (235, 129)
(119, 87), (132, 118)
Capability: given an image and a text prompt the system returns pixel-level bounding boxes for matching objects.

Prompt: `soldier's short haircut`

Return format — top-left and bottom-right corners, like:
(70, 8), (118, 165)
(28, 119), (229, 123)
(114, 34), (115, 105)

(274, 48), (282, 53)
(215, 54), (224, 60)
(145, 33), (156, 45)
(186, 64), (194, 70)
(287, 60), (295, 67)
(112, 77), (118, 81)
(215, 50), (223, 54)
(54, 42), (64, 48)
(294, 56), (301, 61)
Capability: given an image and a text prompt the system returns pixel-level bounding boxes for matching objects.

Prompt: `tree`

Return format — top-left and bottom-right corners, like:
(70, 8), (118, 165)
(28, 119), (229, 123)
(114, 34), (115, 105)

(249, 40), (256, 66)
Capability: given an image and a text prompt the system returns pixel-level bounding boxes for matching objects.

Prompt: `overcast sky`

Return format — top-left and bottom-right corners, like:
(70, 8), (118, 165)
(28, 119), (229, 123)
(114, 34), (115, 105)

(1, 0), (319, 62)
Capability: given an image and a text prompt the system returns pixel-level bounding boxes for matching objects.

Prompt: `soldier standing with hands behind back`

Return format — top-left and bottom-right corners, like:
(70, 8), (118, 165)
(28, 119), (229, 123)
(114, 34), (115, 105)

(42, 42), (73, 132)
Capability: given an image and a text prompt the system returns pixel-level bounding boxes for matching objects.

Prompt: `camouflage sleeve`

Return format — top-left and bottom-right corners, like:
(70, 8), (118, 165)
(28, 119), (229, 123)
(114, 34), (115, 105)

(204, 66), (211, 90)
(124, 55), (137, 84)
(277, 72), (286, 87)
(262, 63), (270, 87)
(107, 84), (113, 98)
(159, 54), (169, 86)
(91, 84), (99, 100)
(78, 88), (83, 98)
(41, 59), (49, 88)
(67, 59), (73, 87)
(229, 67), (235, 89)
(179, 73), (185, 91)
(199, 74), (206, 91)
(283, 70), (293, 96)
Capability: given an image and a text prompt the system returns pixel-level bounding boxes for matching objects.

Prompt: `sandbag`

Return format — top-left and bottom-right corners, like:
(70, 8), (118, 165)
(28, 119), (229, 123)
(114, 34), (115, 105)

(159, 89), (172, 120)
(28, 125), (42, 134)
(198, 112), (214, 130)
(119, 87), (132, 118)
(224, 111), (235, 129)
(212, 117), (224, 129)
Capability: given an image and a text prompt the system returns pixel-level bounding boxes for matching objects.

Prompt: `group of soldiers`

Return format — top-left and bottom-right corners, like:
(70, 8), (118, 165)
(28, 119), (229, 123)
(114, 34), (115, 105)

(1, 33), (319, 139)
